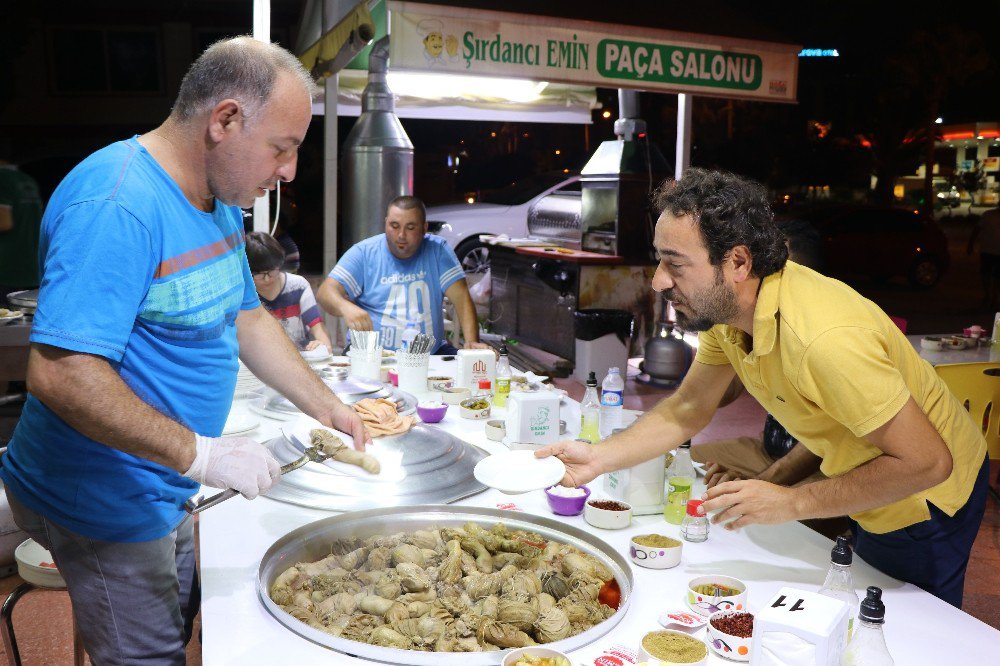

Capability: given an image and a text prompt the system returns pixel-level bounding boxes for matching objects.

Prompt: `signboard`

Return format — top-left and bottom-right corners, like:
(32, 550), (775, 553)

(388, 2), (799, 103)
(983, 157), (999, 172)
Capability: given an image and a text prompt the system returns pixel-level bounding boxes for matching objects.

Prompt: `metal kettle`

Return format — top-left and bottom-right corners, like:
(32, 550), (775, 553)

(641, 302), (693, 381)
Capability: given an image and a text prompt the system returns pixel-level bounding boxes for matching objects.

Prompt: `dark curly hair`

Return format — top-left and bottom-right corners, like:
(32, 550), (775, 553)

(653, 168), (788, 278)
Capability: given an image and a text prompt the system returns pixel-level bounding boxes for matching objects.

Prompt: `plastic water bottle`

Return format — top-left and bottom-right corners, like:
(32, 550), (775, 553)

(819, 536), (860, 640)
(842, 587), (894, 665)
(579, 372), (601, 444)
(663, 441), (695, 524)
(599, 367), (624, 438)
(401, 320), (419, 352)
(494, 344), (512, 408)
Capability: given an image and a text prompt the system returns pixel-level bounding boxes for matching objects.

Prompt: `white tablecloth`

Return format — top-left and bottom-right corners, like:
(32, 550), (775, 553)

(199, 357), (1000, 664)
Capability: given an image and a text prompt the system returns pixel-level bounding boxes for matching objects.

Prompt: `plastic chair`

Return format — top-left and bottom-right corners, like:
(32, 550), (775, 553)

(0, 539), (85, 666)
(935, 362), (1000, 503)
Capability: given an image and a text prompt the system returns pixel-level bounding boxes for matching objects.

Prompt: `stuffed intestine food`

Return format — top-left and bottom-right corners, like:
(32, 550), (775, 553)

(268, 522), (618, 652)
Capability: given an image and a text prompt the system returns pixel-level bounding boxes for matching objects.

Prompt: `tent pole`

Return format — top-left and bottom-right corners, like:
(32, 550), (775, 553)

(675, 93), (692, 180)
(252, 0), (271, 232)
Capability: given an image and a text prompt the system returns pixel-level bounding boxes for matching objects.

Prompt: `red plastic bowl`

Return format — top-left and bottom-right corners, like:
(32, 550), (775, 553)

(544, 484), (591, 516)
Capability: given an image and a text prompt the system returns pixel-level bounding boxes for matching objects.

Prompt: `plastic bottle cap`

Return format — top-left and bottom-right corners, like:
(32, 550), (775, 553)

(587, 371), (597, 386)
(499, 343), (509, 355)
(859, 586), (885, 623)
(686, 499), (704, 516)
(831, 535), (853, 566)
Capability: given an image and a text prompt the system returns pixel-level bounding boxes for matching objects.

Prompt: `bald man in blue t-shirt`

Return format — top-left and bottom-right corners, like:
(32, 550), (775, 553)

(318, 196), (490, 354)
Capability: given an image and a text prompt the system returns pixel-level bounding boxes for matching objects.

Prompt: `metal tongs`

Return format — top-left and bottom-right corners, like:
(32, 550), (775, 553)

(183, 434), (331, 514)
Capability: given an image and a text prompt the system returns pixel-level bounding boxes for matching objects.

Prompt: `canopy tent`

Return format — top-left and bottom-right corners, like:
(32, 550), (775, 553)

(278, 0), (800, 266)
(317, 70), (597, 123)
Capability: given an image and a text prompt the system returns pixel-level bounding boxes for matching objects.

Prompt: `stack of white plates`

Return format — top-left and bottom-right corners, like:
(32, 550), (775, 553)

(234, 360), (265, 399)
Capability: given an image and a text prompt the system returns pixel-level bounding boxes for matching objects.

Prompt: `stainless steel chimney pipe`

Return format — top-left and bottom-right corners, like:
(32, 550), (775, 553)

(340, 36), (414, 256)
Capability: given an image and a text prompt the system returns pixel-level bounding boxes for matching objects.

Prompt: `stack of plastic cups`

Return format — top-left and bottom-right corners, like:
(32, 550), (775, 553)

(348, 330), (382, 381)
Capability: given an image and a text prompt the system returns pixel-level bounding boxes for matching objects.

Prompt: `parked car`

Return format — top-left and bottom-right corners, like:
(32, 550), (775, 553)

(426, 172), (580, 274)
(783, 205), (949, 288)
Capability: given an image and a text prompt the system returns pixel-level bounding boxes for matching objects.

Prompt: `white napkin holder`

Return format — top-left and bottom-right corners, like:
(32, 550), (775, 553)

(750, 587), (848, 666)
(604, 454), (666, 515)
(506, 392), (560, 446)
(457, 349), (495, 390)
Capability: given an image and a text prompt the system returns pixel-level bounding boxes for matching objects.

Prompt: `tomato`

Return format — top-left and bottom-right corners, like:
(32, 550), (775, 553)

(598, 578), (621, 610)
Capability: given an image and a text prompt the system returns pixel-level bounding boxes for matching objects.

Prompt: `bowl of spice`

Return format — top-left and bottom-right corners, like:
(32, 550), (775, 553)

(706, 609), (754, 661)
(630, 534), (683, 569)
(639, 629), (708, 665)
(686, 575), (748, 617)
(584, 498), (632, 529)
(545, 484), (591, 516)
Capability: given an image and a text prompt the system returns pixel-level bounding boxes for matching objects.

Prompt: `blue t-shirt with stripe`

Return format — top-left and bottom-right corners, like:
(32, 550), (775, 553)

(330, 234), (464, 351)
(0, 137), (259, 542)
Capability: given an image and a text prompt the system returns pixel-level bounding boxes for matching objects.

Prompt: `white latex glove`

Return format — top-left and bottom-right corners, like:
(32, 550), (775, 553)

(184, 435), (282, 499)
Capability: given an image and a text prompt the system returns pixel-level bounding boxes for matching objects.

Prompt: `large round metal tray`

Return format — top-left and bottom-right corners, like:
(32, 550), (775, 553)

(260, 425), (488, 511)
(258, 506), (633, 665)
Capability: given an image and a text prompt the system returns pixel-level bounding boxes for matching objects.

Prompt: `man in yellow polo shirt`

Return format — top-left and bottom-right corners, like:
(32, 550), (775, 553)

(538, 168), (989, 608)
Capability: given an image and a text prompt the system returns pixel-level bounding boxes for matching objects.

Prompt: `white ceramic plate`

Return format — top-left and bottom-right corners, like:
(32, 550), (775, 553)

(222, 413), (260, 436)
(473, 450), (565, 494)
(280, 421), (405, 482)
(692, 461), (706, 477)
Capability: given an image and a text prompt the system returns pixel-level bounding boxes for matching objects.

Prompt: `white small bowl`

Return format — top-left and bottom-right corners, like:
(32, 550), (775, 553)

(920, 336), (943, 351)
(441, 387), (472, 405)
(639, 629), (709, 665)
(502, 646), (572, 666)
(707, 609), (754, 662)
(15, 539), (66, 588)
(485, 419), (506, 441)
(460, 397), (492, 420)
(630, 534), (683, 569)
(686, 575), (748, 617)
(584, 498), (632, 529)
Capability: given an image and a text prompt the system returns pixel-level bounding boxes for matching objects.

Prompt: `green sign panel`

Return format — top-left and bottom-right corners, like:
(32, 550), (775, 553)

(597, 40), (762, 90)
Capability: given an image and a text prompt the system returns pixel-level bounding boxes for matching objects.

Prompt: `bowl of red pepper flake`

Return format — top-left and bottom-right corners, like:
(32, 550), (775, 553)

(707, 609), (754, 661)
(584, 498), (632, 529)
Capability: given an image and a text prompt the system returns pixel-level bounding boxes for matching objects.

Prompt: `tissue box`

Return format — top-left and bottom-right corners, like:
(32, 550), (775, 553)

(457, 349), (495, 390)
(604, 454), (666, 515)
(750, 587), (848, 666)
(507, 392), (561, 445)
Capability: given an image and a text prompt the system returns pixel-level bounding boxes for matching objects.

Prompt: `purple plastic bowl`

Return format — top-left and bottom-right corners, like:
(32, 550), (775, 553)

(544, 484), (591, 516)
(416, 402), (448, 423)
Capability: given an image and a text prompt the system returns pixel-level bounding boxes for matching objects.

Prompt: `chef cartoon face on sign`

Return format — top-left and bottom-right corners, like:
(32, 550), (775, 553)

(417, 19), (458, 65)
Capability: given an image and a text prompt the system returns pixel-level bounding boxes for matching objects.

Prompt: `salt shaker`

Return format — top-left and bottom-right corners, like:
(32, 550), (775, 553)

(680, 499), (709, 542)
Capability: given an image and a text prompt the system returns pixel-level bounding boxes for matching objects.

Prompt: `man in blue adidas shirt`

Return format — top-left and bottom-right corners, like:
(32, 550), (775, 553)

(0, 38), (369, 664)
(318, 195), (491, 354)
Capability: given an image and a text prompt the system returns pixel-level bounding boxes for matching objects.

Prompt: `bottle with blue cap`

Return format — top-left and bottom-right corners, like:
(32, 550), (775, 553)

(841, 586), (894, 665)
(400, 319), (419, 352)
